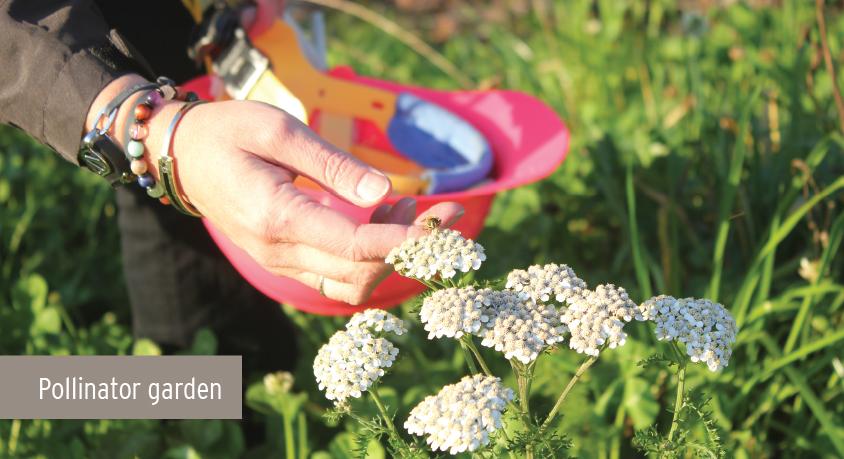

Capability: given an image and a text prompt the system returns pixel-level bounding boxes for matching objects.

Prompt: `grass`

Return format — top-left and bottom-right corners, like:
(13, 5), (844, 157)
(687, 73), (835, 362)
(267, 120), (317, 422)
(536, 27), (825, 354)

(1, 0), (844, 457)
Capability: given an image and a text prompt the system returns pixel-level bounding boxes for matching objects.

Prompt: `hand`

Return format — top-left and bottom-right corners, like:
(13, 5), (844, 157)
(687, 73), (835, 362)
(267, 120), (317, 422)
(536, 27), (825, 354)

(86, 77), (464, 305)
(170, 100), (463, 304)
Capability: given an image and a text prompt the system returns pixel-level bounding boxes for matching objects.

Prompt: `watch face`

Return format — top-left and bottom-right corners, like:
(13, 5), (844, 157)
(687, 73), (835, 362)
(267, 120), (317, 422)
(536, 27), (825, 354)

(79, 148), (114, 177)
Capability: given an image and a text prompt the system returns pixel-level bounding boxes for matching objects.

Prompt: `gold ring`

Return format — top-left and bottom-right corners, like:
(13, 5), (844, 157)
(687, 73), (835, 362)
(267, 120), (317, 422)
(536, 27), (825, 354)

(318, 275), (326, 297)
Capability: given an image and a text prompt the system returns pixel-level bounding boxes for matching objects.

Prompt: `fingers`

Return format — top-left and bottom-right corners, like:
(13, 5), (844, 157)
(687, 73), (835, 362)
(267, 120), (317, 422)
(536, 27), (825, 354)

(415, 201), (464, 228)
(256, 110), (392, 207)
(369, 203), (392, 224)
(280, 270), (378, 305)
(279, 196), (464, 261)
(266, 244), (388, 286)
(386, 197), (417, 224)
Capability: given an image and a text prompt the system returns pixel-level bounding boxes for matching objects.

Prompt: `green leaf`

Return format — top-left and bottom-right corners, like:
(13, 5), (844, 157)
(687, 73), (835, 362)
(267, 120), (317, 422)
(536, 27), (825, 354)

(189, 328), (217, 355)
(164, 445), (203, 459)
(12, 273), (48, 313)
(179, 420), (224, 451)
(132, 338), (162, 356)
(30, 305), (61, 335)
(623, 377), (659, 430)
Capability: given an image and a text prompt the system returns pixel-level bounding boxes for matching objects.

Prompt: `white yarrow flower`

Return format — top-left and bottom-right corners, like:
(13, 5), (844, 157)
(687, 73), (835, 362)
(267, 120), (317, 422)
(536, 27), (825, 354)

(478, 290), (566, 364)
(313, 328), (399, 404)
(386, 228), (486, 280)
(506, 263), (587, 305)
(639, 295), (738, 371)
(420, 287), (497, 339)
(561, 283), (639, 356)
(404, 374), (513, 455)
(346, 308), (407, 336)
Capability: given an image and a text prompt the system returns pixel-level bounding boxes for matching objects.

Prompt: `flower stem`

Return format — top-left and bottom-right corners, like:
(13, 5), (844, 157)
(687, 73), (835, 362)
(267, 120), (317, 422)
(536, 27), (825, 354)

(369, 390), (403, 447)
(539, 355), (598, 433)
(282, 409), (296, 459)
(461, 336), (493, 376)
(667, 362), (687, 442)
(513, 361), (535, 459)
(459, 341), (480, 374)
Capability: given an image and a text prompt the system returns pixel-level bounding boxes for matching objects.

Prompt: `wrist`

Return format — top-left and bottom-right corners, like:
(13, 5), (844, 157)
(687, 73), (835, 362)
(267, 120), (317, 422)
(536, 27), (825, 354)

(119, 97), (185, 182)
(84, 74), (149, 132)
(85, 74), (186, 182)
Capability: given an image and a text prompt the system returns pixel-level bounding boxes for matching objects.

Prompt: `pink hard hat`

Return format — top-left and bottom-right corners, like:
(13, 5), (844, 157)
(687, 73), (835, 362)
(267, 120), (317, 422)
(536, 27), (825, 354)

(183, 73), (570, 315)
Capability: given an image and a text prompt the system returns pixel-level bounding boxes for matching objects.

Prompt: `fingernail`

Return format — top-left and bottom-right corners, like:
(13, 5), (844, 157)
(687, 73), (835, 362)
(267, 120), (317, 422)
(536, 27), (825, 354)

(444, 209), (465, 227)
(356, 170), (391, 203)
(399, 200), (417, 223)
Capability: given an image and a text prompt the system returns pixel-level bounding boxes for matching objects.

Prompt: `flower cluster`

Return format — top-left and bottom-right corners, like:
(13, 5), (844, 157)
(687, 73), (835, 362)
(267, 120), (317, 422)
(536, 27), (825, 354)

(478, 290), (566, 364)
(314, 310), (407, 404)
(638, 295), (737, 371)
(560, 283), (639, 356)
(505, 263), (587, 305)
(346, 308), (407, 336)
(405, 375), (513, 455)
(420, 287), (497, 339)
(385, 228), (486, 280)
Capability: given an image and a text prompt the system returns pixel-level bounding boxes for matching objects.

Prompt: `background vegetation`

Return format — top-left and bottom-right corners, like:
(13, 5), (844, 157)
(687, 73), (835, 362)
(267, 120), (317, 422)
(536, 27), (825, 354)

(1, 0), (843, 457)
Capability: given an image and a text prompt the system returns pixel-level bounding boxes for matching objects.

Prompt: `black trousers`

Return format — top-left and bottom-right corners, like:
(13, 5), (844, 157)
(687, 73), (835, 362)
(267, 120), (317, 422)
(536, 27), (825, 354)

(115, 185), (298, 372)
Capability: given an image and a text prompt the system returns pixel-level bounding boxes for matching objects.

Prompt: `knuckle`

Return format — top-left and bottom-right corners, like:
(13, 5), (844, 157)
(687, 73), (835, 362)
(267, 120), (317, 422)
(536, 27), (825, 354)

(260, 185), (305, 244)
(264, 111), (296, 148)
(352, 265), (383, 287)
(345, 288), (370, 306)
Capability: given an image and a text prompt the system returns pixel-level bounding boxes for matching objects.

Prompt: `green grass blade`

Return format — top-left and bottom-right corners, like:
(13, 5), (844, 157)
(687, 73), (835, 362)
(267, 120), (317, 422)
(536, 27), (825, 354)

(767, 328), (844, 378)
(784, 210), (844, 353)
(757, 336), (844, 456)
(746, 282), (844, 323)
(626, 160), (652, 299)
(707, 89), (760, 302)
(734, 175), (844, 326)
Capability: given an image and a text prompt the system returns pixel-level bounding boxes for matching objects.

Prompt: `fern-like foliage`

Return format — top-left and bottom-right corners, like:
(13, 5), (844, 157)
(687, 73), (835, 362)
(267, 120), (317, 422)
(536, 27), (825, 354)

(348, 411), (430, 459)
(682, 390), (725, 458)
(638, 353), (678, 369)
(405, 288), (433, 316)
(351, 415), (388, 459)
(323, 402), (350, 425)
(507, 419), (572, 458)
(633, 389), (725, 458)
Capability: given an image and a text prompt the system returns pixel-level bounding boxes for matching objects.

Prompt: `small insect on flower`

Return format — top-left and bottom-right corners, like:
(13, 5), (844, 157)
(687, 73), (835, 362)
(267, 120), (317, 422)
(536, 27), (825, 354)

(639, 295), (738, 371)
(405, 374), (514, 455)
(561, 283), (640, 356)
(423, 215), (442, 232)
(385, 228), (486, 280)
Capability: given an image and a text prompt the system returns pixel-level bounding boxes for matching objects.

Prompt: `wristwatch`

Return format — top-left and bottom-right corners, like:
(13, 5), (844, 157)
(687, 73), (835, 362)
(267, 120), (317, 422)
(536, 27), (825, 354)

(78, 126), (136, 187)
(77, 80), (168, 187)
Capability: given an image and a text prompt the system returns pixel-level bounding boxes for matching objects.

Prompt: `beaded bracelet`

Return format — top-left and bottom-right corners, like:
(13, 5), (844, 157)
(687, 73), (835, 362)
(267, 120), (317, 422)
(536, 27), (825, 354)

(158, 100), (208, 217)
(121, 78), (183, 200)
(121, 79), (200, 208)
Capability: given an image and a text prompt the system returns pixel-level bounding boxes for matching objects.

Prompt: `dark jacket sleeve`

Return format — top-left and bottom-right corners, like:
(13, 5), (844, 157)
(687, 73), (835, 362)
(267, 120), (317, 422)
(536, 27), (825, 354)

(0, 0), (149, 163)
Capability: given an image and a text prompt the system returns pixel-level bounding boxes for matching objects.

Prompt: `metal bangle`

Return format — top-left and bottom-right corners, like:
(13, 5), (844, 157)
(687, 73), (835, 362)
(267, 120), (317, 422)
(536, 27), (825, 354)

(158, 100), (208, 217)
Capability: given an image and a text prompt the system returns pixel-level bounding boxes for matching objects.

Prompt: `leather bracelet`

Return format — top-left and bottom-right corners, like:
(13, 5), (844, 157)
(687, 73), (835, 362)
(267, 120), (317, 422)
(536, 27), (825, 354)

(158, 100), (208, 217)
(91, 81), (161, 134)
(79, 78), (172, 186)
